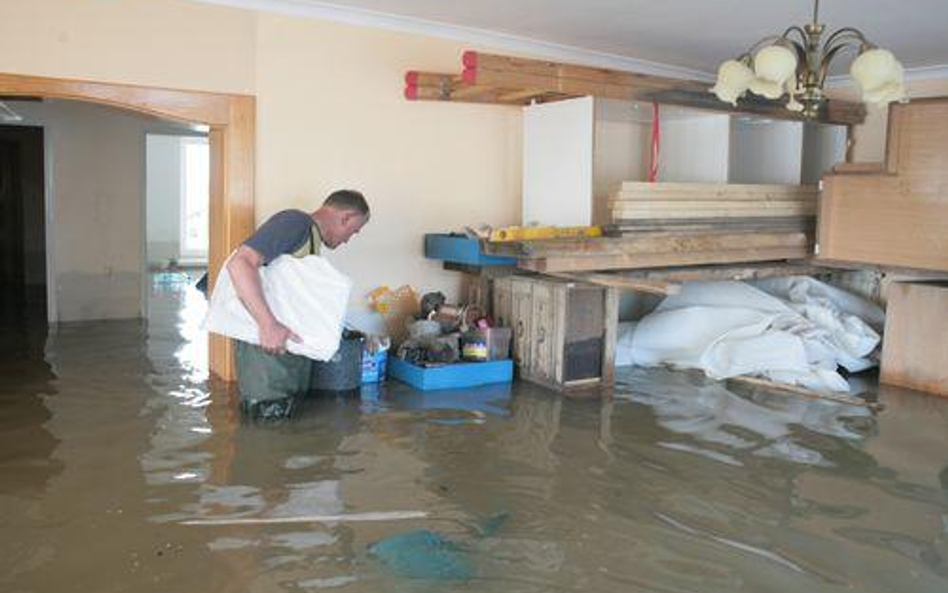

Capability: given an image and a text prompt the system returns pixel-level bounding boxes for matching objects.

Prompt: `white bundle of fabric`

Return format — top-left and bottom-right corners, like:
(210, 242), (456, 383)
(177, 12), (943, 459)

(627, 277), (883, 392)
(204, 254), (352, 361)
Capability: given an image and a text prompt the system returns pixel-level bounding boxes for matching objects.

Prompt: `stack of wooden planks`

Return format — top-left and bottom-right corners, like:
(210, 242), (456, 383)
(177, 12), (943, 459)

(482, 231), (813, 273)
(479, 182), (817, 273)
(608, 182), (818, 234)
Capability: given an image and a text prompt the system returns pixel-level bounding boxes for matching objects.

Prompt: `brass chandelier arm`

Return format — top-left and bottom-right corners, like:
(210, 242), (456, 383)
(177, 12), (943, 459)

(819, 43), (853, 86)
(740, 34), (786, 60)
(822, 27), (869, 52)
(818, 41), (862, 85)
(781, 26), (810, 47)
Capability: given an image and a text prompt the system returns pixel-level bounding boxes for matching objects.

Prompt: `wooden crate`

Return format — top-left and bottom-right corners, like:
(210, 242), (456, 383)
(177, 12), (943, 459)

(493, 275), (618, 392)
(881, 281), (948, 396)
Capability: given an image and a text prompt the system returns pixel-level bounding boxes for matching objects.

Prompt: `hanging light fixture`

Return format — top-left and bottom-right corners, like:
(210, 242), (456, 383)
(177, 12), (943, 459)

(710, 0), (906, 118)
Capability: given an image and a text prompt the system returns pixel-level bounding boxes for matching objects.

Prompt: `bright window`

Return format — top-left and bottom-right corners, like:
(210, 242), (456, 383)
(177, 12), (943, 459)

(180, 138), (209, 258)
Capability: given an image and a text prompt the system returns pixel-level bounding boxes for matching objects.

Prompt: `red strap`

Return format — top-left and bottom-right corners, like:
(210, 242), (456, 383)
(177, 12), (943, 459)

(649, 102), (661, 183)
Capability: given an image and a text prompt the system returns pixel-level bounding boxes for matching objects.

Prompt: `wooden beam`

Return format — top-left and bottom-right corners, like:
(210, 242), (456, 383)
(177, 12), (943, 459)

(545, 271), (680, 296)
(831, 162), (887, 175)
(486, 231), (811, 257)
(610, 200), (816, 219)
(601, 287), (620, 388)
(459, 51), (865, 125)
(462, 51), (708, 94)
(610, 217), (815, 234)
(496, 88), (550, 103)
(810, 258), (948, 278)
(612, 182), (818, 201)
(404, 71), (541, 105)
(518, 245), (811, 273)
(609, 261), (824, 283)
(0, 72), (234, 125)
(643, 87), (865, 126)
(728, 375), (881, 409)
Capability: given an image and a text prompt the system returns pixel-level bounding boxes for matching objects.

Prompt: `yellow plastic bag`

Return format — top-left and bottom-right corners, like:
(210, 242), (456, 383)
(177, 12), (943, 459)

(368, 285), (419, 346)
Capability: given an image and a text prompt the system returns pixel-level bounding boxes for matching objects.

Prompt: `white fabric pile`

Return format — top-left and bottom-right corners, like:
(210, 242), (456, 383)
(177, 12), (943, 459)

(204, 254), (352, 361)
(620, 277), (884, 392)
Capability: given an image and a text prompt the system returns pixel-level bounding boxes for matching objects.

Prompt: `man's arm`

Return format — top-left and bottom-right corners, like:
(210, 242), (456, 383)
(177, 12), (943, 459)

(226, 245), (300, 354)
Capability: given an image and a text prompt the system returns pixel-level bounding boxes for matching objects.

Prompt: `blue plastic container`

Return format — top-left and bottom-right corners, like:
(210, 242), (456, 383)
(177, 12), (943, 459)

(388, 357), (513, 391)
(424, 234), (517, 267)
(362, 348), (388, 383)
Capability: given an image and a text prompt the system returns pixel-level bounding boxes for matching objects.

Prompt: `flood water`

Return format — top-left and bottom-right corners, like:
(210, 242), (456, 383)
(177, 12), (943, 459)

(2, 276), (947, 592)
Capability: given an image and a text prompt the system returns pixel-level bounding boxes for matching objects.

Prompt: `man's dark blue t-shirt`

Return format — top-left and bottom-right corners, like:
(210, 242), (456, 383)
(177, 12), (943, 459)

(243, 209), (320, 263)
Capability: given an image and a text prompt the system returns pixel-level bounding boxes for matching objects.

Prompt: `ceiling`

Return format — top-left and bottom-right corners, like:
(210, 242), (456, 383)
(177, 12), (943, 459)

(205, 0), (948, 77)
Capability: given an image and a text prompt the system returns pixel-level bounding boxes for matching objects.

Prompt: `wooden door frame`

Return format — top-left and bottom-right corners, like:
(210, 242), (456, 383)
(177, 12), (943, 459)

(0, 72), (253, 381)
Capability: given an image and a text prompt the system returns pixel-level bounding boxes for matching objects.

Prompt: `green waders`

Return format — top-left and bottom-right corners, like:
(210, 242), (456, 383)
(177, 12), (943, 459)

(235, 228), (319, 417)
(236, 340), (312, 411)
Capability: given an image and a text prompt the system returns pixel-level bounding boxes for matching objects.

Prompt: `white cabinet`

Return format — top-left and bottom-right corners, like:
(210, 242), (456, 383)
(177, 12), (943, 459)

(521, 97), (846, 227)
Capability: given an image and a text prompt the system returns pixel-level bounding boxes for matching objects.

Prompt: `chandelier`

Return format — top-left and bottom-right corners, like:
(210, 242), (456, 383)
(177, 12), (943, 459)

(710, 0), (906, 118)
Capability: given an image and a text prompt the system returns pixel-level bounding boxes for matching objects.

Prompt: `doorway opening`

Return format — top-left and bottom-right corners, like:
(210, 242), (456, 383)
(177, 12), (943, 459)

(146, 133), (210, 292)
(0, 123), (46, 327)
(0, 72), (255, 381)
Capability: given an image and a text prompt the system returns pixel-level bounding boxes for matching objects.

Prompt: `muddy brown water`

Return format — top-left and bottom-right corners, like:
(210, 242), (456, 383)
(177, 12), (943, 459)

(2, 277), (947, 592)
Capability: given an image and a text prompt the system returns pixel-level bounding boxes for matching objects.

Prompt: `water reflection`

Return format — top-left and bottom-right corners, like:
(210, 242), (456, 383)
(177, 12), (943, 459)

(0, 342), (62, 497)
(1, 276), (947, 593)
(616, 366), (877, 467)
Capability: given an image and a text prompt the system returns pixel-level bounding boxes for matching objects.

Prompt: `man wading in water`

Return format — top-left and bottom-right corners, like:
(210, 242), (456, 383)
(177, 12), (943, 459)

(227, 189), (369, 419)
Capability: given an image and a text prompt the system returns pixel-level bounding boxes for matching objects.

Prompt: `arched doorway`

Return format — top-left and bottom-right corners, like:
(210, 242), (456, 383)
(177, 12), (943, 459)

(0, 72), (252, 381)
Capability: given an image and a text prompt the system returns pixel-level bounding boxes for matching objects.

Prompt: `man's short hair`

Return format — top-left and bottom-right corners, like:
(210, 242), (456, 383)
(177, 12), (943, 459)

(324, 189), (369, 217)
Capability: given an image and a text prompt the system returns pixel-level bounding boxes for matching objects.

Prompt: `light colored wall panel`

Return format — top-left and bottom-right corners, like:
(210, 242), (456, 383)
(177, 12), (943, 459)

(659, 114), (730, 182)
(801, 122), (847, 184)
(146, 134), (182, 267)
(729, 118), (803, 184)
(254, 13), (521, 307)
(522, 96), (594, 226)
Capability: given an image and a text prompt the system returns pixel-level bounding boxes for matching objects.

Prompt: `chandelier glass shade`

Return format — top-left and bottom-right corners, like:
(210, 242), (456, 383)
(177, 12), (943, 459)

(710, 0), (906, 118)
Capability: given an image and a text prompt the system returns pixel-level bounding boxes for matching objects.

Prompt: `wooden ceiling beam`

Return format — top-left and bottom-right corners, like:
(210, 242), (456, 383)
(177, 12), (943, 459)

(403, 51), (867, 126)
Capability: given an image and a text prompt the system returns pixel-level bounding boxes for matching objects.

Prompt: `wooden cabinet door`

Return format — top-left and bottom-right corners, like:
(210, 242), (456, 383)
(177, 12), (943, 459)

(530, 280), (557, 383)
(510, 278), (534, 372)
(818, 99), (948, 272)
(492, 277), (513, 328)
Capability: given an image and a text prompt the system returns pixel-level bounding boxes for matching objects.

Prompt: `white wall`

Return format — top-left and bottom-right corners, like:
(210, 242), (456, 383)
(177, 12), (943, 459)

(800, 123), (848, 184)
(728, 118), (803, 184)
(146, 134), (182, 267)
(659, 113), (730, 182)
(253, 13), (522, 307)
(7, 100), (191, 322)
(593, 99), (649, 219)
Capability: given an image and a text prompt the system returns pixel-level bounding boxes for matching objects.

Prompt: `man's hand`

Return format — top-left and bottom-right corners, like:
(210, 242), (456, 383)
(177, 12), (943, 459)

(259, 319), (301, 355)
(228, 246), (300, 354)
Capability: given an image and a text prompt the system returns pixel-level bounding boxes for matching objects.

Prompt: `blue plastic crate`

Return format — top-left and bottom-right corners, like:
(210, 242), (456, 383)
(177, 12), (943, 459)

(388, 357), (514, 391)
(424, 234), (516, 267)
